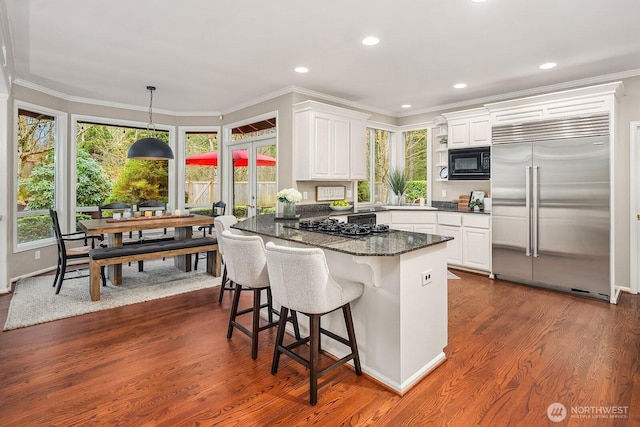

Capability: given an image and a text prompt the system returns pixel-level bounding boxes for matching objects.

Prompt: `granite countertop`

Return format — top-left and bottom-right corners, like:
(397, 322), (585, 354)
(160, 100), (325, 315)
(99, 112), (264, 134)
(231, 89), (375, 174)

(231, 214), (452, 257)
(299, 204), (490, 217)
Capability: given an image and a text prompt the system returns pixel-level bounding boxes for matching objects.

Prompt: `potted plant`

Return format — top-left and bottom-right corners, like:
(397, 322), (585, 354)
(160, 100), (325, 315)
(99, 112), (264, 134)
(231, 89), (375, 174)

(387, 169), (408, 205)
(469, 199), (484, 212)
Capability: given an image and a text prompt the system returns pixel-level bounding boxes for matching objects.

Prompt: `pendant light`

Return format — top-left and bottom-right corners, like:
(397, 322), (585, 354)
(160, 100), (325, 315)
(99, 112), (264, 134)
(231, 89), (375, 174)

(127, 86), (174, 160)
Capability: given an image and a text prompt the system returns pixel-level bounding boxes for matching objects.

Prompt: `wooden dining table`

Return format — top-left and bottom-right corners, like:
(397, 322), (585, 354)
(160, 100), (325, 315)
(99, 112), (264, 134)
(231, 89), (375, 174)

(79, 214), (217, 285)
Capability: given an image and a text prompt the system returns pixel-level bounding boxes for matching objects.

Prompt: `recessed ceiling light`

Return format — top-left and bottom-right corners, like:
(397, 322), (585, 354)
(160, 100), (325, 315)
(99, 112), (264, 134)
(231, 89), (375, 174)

(362, 36), (380, 46)
(453, 83), (467, 89)
(539, 62), (557, 70)
(294, 66), (309, 73)
(401, 104), (412, 109)
(471, 0), (487, 3)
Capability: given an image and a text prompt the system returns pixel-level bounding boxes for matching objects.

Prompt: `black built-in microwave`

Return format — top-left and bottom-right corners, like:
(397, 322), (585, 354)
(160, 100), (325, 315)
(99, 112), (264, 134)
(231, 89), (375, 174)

(448, 147), (490, 180)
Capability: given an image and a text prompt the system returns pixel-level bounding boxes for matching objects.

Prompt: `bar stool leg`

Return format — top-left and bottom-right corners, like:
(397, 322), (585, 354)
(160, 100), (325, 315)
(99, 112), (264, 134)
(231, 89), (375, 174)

(251, 288), (262, 360)
(343, 304), (362, 375)
(271, 306), (289, 374)
(227, 282), (242, 339)
(309, 314), (321, 406)
(218, 264), (229, 303)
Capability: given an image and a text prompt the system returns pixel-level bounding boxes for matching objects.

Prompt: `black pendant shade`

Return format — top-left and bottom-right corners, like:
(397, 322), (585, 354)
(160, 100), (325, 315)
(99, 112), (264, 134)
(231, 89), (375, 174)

(127, 137), (174, 160)
(127, 85), (174, 160)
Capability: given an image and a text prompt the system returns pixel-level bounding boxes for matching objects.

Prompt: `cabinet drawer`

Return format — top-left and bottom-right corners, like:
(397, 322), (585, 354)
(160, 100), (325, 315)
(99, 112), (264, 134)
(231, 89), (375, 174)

(390, 212), (437, 224)
(437, 213), (462, 226)
(463, 214), (490, 229)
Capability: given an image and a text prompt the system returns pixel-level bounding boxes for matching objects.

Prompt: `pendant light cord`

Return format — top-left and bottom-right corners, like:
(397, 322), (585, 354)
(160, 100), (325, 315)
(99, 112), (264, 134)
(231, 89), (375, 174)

(147, 85), (156, 132)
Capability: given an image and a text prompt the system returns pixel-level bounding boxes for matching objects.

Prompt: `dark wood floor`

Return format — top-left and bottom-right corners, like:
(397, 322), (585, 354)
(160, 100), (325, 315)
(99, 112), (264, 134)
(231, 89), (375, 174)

(1, 270), (639, 426)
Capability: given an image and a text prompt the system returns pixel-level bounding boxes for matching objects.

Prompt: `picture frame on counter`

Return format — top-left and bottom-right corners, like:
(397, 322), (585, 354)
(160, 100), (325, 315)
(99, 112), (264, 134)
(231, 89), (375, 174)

(469, 191), (485, 207)
(316, 186), (346, 201)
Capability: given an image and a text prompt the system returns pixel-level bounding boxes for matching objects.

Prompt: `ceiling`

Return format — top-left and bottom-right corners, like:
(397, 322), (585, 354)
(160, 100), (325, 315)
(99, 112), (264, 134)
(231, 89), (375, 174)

(3, 0), (640, 117)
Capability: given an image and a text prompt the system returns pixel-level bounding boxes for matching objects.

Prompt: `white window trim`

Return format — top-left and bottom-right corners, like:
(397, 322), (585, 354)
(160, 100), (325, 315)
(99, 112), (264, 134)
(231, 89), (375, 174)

(70, 114), (176, 214)
(14, 101), (67, 252)
(221, 111), (279, 206)
(179, 125), (221, 210)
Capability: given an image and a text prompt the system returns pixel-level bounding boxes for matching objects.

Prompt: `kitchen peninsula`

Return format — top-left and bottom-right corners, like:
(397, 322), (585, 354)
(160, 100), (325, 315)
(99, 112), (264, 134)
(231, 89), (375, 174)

(233, 215), (452, 393)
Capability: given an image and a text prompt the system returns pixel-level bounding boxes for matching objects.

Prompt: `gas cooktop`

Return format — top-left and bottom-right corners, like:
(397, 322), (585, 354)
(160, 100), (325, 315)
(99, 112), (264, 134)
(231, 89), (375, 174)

(284, 218), (394, 239)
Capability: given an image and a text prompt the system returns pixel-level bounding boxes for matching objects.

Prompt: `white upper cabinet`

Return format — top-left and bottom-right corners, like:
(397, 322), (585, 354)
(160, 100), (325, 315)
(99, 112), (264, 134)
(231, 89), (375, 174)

(485, 81), (624, 126)
(293, 101), (370, 181)
(444, 108), (491, 148)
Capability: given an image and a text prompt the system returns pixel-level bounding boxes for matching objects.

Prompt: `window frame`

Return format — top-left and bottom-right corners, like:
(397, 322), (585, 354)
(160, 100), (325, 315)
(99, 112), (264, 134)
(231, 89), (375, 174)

(358, 121), (399, 206)
(14, 101), (67, 252)
(179, 125), (221, 210)
(70, 113), (176, 216)
(399, 122), (436, 206)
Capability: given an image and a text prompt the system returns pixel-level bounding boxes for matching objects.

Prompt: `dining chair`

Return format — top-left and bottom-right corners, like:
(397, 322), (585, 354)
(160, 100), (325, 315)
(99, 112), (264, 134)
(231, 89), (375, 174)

(221, 230), (299, 360)
(197, 200), (226, 237)
(264, 241), (364, 405)
(136, 200), (169, 240)
(98, 202), (134, 239)
(50, 208), (105, 294)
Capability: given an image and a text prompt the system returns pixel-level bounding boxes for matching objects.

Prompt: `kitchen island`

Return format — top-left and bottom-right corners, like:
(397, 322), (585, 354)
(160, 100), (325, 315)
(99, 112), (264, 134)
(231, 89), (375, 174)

(232, 215), (452, 394)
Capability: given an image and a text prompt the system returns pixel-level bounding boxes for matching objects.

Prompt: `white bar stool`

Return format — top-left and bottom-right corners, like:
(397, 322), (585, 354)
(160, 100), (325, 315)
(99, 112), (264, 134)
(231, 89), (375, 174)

(264, 241), (364, 405)
(221, 230), (299, 360)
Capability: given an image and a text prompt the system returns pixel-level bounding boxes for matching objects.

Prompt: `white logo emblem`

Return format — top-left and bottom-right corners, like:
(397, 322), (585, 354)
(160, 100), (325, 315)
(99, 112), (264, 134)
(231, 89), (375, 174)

(547, 402), (567, 422)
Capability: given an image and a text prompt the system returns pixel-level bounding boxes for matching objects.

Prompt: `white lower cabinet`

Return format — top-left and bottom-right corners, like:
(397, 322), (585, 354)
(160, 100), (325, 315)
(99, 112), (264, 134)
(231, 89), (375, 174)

(437, 224), (463, 265)
(438, 212), (491, 272)
(389, 211), (437, 233)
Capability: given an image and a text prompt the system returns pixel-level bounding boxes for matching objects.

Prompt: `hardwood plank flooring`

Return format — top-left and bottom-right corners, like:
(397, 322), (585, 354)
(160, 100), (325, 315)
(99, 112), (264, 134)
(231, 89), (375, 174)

(0, 271), (639, 426)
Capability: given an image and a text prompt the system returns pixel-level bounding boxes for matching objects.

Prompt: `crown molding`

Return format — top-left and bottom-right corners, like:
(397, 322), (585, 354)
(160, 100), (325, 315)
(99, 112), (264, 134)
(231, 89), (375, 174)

(397, 68), (640, 118)
(12, 79), (221, 117)
(12, 67), (640, 121)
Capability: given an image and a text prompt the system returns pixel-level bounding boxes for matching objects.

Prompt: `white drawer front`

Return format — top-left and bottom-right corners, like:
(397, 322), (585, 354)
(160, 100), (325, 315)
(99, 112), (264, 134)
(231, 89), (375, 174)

(437, 213), (462, 227)
(462, 214), (490, 229)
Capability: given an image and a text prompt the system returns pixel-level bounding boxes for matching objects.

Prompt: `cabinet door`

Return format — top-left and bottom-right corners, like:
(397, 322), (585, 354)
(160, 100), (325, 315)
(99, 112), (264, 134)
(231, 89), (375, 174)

(311, 113), (332, 179)
(438, 224), (462, 265)
(349, 119), (367, 179)
(331, 117), (351, 179)
(448, 119), (468, 148)
(463, 227), (491, 270)
(414, 224), (437, 234)
(469, 116), (491, 146)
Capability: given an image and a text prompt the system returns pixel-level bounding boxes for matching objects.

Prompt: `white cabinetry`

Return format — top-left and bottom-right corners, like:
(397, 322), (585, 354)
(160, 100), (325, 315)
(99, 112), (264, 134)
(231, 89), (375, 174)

(461, 215), (491, 270)
(389, 211), (437, 233)
(486, 82), (623, 126)
(437, 213), (463, 265)
(437, 212), (491, 272)
(444, 108), (491, 148)
(293, 101), (369, 181)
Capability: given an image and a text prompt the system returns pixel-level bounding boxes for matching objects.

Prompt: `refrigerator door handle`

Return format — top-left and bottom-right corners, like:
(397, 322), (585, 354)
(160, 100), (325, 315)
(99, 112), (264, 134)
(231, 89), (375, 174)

(525, 166), (531, 257)
(532, 166), (539, 257)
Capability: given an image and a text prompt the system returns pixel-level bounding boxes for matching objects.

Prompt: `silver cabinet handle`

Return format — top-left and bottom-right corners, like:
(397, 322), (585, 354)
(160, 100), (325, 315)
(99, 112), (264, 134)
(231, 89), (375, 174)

(532, 166), (539, 257)
(525, 166), (531, 257)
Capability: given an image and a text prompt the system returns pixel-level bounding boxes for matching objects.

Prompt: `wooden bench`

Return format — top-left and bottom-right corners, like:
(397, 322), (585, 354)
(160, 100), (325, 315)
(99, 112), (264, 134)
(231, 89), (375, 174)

(88, 237), (220, 301)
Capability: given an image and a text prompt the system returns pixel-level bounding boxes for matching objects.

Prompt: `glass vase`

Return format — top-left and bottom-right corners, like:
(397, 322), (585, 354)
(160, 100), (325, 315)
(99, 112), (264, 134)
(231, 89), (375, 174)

(283, 201), (296, 218)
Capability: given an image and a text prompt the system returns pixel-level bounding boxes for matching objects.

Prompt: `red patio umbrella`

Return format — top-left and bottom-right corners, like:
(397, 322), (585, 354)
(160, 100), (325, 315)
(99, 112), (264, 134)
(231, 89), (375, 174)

(185, 150), (276, 167)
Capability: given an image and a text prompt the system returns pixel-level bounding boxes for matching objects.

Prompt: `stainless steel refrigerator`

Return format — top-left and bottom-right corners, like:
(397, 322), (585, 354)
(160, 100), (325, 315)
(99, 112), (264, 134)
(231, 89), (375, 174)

(491, 114), (610, 301)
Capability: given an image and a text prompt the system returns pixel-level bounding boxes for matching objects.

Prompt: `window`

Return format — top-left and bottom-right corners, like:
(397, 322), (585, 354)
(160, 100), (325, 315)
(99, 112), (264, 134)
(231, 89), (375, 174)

(75, 121), (170, 222)
(225, 117), (277, 220)
(358, 128), (390, 204)
(403, 129), (428, 203)
(16, 107), (61, 246)
(184, 131), (219, 211)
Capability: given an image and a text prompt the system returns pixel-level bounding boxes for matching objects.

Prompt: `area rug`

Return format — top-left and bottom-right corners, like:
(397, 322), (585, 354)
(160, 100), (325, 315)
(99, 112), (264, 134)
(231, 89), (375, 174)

(447, 270), (461, 280)
(3, 260), (221, 331)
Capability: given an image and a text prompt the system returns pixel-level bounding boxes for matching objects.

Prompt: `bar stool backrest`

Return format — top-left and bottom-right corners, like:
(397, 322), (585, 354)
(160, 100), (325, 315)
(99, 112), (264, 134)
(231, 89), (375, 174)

(221, 230), (269, 289)
(214, 215), (238, 256)
(265, 242), (347, 314)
